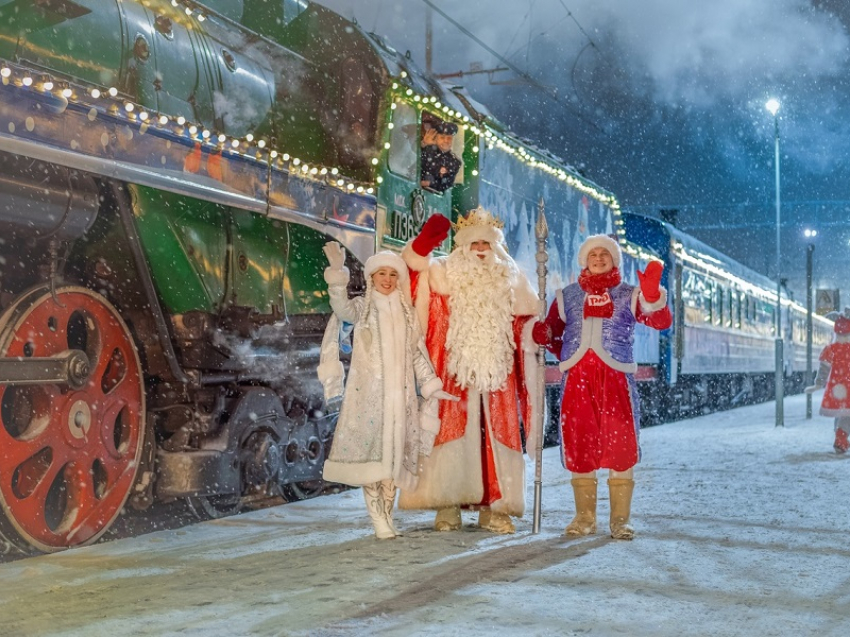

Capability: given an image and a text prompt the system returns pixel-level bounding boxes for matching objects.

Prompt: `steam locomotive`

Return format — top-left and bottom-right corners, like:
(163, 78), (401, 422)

(0, 0), (620, 553)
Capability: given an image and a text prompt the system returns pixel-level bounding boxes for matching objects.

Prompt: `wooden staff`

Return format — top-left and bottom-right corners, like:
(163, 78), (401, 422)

(532, 198), (549, 534)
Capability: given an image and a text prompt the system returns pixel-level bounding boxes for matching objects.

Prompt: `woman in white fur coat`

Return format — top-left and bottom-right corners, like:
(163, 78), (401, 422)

(318, 242), (456, 539)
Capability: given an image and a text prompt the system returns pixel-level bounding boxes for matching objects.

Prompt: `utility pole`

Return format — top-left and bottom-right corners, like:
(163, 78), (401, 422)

(425, 4), (433, 75)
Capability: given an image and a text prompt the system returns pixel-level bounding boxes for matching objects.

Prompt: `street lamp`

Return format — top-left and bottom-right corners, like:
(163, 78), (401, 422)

(766, 98), (783, 427)
(804, 228), (817, 419)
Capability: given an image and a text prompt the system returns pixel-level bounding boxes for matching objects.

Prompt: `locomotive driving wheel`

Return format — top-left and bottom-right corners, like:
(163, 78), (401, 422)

(0, 287), (145, 553)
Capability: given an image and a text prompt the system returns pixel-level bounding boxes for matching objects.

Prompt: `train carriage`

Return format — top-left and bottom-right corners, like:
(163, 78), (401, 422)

(622, 213), (833, 417)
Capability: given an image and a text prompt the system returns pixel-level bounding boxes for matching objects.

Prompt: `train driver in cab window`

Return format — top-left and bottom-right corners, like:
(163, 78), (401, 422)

(420, 121), (461, 193)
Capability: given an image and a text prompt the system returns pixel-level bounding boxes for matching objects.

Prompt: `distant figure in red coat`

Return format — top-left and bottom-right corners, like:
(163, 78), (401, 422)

(805, 309), (850, 453)
(533, 234), (672, 539)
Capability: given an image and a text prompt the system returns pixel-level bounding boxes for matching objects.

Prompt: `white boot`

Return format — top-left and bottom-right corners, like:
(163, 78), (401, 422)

(363, 484), (396, 539)
(378, 480), (400, 536)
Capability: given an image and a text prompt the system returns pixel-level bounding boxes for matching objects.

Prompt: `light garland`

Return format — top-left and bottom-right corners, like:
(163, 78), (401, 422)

(0, 58), (376, 197)
(672, 240), (832, 325)
(385, 78), (622, 227)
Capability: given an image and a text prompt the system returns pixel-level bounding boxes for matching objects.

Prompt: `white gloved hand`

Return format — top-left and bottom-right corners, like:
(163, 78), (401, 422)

(323, 241), (346, 270)
(432, 389), (460, 402)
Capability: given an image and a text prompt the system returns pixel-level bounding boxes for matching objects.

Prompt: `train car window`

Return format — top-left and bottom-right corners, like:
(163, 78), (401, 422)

(726, 288), (734, 327)
(715, 284), (723, 326)
(735, 291), (742, 329)
(704, 280), (713, 324)
(338, 57), (376, 171)
(388, 103), (418, 181)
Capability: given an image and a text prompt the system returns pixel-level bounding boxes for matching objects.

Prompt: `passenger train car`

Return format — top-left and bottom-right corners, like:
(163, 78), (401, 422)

(622, 213), (834, 421)
(0, 0), (619, 553)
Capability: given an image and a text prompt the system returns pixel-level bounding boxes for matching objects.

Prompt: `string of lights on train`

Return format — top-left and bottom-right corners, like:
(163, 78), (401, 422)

(671, 240), (833, 324)
(387, 73), (625, 235)
(0, 60), (376, 198)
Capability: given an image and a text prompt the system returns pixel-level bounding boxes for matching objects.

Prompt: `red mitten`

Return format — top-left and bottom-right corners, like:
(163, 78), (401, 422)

(411, 214), (451, 256)
(637, 261), (664, 303)
(532, 321), (551, 346)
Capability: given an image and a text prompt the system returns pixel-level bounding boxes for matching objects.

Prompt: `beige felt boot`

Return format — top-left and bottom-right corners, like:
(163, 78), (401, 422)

(363, 484), (396, 539)
(378, 480), (400, 536)
(434, 506), (462, 531)
(565, 477), (598, 536)
(478, 508), (516, 534)
(608, 478), (635, 540)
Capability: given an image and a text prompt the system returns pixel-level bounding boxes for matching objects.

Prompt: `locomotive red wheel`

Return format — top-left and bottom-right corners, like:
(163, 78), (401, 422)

(0, 287), (145, 552)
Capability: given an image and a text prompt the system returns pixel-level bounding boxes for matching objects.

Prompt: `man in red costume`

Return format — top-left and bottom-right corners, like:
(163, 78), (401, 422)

(398, 209), (540, 534)
(533, 234), (671, 539)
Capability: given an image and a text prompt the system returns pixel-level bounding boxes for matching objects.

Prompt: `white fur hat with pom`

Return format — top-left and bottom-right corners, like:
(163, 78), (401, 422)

(364, 251), (409, 287)
(578, 234), (622, 268)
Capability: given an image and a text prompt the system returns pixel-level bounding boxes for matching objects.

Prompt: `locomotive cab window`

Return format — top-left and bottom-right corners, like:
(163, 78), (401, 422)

(419, 111), (464, 193)
(388, 102), (418, 181)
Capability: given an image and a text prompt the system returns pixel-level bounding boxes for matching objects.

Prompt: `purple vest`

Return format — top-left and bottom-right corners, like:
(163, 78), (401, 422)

(559, 282), (637, 372)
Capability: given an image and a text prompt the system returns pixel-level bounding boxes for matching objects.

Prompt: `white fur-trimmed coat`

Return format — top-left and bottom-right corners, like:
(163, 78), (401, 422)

(319, 266), (442, 491)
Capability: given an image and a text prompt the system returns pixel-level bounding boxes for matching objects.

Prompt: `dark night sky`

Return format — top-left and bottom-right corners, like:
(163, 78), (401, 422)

(318, 0), (850, 305)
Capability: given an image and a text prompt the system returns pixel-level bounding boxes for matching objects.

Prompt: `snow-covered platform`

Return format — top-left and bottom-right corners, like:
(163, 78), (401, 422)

(1, 392), (846, 637)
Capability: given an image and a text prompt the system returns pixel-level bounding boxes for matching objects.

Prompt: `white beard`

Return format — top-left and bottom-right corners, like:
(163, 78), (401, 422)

(445, 248), (515, 392)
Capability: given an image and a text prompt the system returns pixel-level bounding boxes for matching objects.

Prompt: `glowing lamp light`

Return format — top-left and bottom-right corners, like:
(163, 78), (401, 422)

(803, 228), (818, 239)
(22, 76), (33, 86)
(42, 81), (54, 91)
(62, 88), (72, 98)
(158, 115), (168, 125)
(0, 67), (11, 78)
(765, 98), (780, 116)
(108, 87), (118, 97)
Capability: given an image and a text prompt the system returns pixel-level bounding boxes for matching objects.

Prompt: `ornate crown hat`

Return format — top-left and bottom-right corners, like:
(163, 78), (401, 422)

(451, 207), (506, 250)
(451, 207), (505, 233)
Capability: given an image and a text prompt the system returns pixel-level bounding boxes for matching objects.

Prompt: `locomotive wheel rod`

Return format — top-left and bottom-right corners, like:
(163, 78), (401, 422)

(0, 349), (90, 389)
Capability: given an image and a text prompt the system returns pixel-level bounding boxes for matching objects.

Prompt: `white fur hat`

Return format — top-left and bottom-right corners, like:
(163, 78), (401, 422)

(578, 234), (622, 268)
(364, 251), (409, 285)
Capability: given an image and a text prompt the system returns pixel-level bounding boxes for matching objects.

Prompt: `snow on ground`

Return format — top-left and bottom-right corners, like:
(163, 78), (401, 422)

(1, 391), (848, 637)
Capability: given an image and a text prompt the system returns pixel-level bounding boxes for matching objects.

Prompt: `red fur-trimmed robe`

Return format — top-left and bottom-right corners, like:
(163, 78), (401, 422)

(397, 244), (540, 517)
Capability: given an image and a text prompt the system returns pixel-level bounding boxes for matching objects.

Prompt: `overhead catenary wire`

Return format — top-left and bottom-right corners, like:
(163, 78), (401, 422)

(420, 0), (603, 132)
